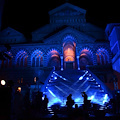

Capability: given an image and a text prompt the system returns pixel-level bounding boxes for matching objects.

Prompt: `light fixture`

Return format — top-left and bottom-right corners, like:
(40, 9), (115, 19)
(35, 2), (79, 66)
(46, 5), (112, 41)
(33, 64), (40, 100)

(1, 80), (6, 86)
(86, 77), (89, 80)
(17, 87), (21, 92)
(79, 76), (83, 80)
(34, 77), (36, 83)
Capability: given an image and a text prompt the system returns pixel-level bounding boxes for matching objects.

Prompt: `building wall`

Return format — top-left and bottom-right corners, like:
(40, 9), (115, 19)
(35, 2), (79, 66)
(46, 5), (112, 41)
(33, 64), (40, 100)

(0, 3), (114, 88)
(0, 42), (112, 68)
(105, 23), (120, 89)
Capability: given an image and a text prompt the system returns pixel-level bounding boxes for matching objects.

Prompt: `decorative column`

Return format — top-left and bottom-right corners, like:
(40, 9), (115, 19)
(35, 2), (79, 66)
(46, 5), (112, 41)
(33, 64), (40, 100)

(99, 55), (102, 65)
(93, 53), (97, 65)
(103, 54), (106, 65)
(27, 54), (31, 67)
(60, 56), (63, 71)
(77, 56), (80, 70)
(43, 54), (47, 67)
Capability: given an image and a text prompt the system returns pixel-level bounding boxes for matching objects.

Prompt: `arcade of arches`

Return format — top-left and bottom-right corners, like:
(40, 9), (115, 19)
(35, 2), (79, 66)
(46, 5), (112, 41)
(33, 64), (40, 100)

(1, 45), (109, 70)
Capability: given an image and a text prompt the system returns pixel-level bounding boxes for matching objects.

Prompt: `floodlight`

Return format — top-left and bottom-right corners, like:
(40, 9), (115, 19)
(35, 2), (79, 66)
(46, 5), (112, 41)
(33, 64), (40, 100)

(1, 80), (6, 86)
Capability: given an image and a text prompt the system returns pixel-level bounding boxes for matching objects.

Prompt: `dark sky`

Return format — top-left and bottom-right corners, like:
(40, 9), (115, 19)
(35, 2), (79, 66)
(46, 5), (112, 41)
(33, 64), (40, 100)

(2, 0), (120, 37)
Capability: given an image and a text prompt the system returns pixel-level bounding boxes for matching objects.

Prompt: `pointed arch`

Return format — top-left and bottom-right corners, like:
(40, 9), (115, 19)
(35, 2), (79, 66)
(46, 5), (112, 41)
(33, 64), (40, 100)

(16, 50), (28, 67)
(79, 48), (93, 69)
(63, 34), (76, 69)
(63, 35), (76, 62)
(31, 50), (43, 67)
(96, 48), (109, 65)
(1, 52), (13, 68)
(47, 49), (61, 69)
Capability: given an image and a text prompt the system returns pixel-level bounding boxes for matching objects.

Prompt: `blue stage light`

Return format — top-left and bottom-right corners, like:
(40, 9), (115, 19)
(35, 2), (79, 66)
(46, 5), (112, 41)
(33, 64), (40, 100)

(59, 76), (62, 78)
(75, 98), (81, 102)
(63, 78), (66, 80)
(48, 97), (62, 107)
(48, 89), (56, 97)
(98, 85), (100, 87)
(86, 77), (89, 80)
(103, 94), (108, 104)
(90, 95), (94, 100)
(54, 76), (57, 80)
(89, 74), (91, 76)
(79, 76), (83, 80)
(51, 74), (53, 77)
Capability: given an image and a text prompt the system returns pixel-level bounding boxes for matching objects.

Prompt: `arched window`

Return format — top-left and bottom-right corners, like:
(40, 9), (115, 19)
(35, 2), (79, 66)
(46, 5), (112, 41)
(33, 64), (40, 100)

(79, 49), (93, 69)
(96, 48), (109, 65)
(63, 42), (76, 62)
(63, 38), (76, 62)
(1, 52), (13, 68)
(16, 50), (28, 67)
(31, 50), (43, 67)
(47, 49), (60, 69)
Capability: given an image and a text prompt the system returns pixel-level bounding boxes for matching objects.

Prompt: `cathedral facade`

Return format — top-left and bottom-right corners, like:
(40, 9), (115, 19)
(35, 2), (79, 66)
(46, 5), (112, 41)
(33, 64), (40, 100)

(0, 3), (113, 90)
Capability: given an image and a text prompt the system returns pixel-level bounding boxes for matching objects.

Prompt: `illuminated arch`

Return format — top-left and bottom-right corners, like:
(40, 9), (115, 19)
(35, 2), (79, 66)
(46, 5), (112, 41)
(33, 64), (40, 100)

(96, 48), (109, 65)
(47, 49), (60, 69)
(16, 50), (28, 67)
(63, 35), (76, 62)
(79, 48), (93, 69)
(31, 50), (43, 67)
(1, 52), (13, 68)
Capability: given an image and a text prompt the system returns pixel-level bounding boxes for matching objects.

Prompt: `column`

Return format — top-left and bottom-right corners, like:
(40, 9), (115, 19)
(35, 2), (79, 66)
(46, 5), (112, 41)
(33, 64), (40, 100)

(103, 54), (106, 65)
(43, 54), (47, 67)
(99, 55), (102, 65)
(27, 54), (31, 67)
(77, 56), (80, 70)
(93, 53), (97, 65)
(60, 56), (63, 71)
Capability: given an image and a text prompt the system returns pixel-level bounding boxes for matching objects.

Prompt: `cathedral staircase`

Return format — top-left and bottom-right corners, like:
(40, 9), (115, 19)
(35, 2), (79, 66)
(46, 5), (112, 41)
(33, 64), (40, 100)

(45, 69), (113, 107)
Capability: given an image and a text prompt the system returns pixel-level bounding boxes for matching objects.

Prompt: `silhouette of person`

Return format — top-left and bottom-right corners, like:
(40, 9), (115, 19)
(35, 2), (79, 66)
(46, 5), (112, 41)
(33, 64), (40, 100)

(35, 91), (43, 110)
(82, 92), (87, 104)
(13, 91), (24, 119)
(66, 94), (74, 111)
(43, 94), (49, 111)
(82, 92), (88, 110)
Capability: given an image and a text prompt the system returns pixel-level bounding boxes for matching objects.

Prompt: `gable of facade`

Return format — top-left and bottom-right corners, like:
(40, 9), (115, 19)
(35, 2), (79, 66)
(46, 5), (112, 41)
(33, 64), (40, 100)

(0, 27), (26, 44)
(32, 3), (105, 43)
(43, 27), (96, 44)
(0, 2), (115, 93)
(48, 3), (86, 24)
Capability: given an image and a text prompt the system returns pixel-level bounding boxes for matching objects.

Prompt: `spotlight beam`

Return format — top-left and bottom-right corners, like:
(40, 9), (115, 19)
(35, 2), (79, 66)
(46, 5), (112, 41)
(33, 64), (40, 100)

(48, 89), (56, 97)
(81, 71), (88, 78)
(77, 79), (88, 90)
(73, 71), (88, 86)
(101, 94), (108, 105)
(53, 72), (69, 81)
(88, 92), (97, 101)
(60, 82), (76, 92)
(84, 85), (91, 92)
(55, 85), (68, 95)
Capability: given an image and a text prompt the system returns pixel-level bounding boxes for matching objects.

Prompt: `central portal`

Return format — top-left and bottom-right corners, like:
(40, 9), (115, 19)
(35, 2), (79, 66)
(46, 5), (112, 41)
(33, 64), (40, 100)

(65, 62), (74, 69)
(63, 36), (76, 69)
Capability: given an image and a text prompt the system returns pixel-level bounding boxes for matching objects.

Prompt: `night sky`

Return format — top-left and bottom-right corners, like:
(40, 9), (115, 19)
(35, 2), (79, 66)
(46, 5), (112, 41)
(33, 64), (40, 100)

(1, 0), (120, 37)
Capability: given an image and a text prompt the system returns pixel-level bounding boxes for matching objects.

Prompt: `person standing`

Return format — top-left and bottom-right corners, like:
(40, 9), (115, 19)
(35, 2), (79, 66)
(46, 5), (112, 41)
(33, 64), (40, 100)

(43, 95), (49, 111)
(66, 94), (75, 111)
(82, 92), (88, 110)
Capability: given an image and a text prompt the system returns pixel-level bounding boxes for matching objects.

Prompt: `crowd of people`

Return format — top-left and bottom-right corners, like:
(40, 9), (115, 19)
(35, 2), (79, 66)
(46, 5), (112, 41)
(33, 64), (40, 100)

(11, 90), (49, 120)
(7, 89), (120, 120)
